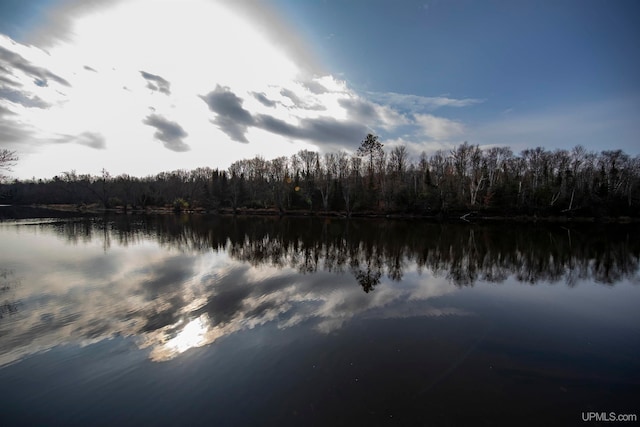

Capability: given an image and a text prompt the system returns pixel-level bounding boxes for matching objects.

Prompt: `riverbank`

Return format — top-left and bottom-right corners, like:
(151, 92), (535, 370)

(11, 203), (639, 224)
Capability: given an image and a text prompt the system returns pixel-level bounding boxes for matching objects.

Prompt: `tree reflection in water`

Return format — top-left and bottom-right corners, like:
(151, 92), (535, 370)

(48, 215), (640, 288)
(1, 214), (638, 366)
(0, 269), (20, 319)
(354, 264), (381, 293)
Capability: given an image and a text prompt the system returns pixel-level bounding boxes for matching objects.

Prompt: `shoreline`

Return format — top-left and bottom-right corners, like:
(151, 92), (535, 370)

(6, 203), (639, 224)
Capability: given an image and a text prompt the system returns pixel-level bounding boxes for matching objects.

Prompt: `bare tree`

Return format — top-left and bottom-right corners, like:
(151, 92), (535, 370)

(0, 149), (18, 182)
(228, 160), (247, 213)
(337, 151), (357, 216)
(389, 145), (408, 176)
(269, 156), (290, 213)
(468, 144), (486, 206)
(485, 146), (512, 190)
(319, 153), (337, 212)
(429, 150), (450, 210)
(2, 142), (639, 217)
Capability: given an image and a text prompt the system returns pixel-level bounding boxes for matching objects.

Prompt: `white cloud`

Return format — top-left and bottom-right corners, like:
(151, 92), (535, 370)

(414, 113), (466, 140)
(383, 137), (455, 159)
(0, 0), (326, 178)
(367, 91), (484, 112)
(0, 0), (487, 180)
(338, 94), (410, 130)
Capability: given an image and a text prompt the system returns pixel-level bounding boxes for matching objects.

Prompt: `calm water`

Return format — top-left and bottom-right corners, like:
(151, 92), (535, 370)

(0, 207), (639, 426)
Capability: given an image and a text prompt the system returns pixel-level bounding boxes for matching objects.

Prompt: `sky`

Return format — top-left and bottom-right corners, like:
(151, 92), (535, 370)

(0, 0), (638, 180)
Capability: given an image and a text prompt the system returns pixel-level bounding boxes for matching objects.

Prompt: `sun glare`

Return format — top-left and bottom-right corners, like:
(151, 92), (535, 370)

(13, 0), (314, 178)
(164, 315), (210, 355)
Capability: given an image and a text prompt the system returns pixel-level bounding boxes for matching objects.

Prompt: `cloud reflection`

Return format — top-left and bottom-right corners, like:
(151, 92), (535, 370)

(1, 215), (637, 366)
(162, 315), (210, 355)
(0, 221), (462, 366)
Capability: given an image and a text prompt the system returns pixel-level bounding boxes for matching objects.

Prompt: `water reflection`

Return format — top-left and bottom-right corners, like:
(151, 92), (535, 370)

(0, 214), (638, 366)
(162, 314), (210, 357)
(0, 269), (21, 319)
(54, 215), (640, 286)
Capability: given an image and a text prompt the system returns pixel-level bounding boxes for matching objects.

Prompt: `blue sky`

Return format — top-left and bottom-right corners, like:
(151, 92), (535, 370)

(0, 0), (638, 179)
(280, 0), (639, 120)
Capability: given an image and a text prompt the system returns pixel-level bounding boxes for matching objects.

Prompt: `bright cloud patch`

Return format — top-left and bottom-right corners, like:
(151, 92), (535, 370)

(414, 114), (466, 141)
(367, 91), (484, 112)
(0, 0), (481, 179)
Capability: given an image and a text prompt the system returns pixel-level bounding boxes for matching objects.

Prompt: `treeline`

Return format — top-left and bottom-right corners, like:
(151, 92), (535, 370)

(2, 136), (639, 217)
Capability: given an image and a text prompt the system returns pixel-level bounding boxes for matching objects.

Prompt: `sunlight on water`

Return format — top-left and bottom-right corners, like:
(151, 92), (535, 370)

(164, 315), (210, 357)
(1, 214), (639, 369)
(0, 212), (639, 425)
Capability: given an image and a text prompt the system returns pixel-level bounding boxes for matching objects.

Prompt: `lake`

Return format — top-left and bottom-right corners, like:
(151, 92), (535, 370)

(0, 207), (638, 426)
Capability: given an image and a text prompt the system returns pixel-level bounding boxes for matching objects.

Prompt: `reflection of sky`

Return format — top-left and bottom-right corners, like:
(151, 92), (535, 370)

(0, 222), (464, 366)
(2, 218), (640, 426)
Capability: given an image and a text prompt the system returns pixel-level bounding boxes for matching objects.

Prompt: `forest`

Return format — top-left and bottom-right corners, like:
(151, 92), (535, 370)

(1, 135), (639, 218)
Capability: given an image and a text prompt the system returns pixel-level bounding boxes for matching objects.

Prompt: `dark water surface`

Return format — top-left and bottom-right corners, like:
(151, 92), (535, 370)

(1, 207), (639, 426)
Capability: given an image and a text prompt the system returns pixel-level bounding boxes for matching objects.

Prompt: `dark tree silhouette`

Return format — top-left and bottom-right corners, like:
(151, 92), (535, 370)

(357, 133), (384, 178)
(354, 266), (382, 293)
(1, 138), (639, 218)
(0, 269), (21, 319)
(30, 215), (640, 291)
